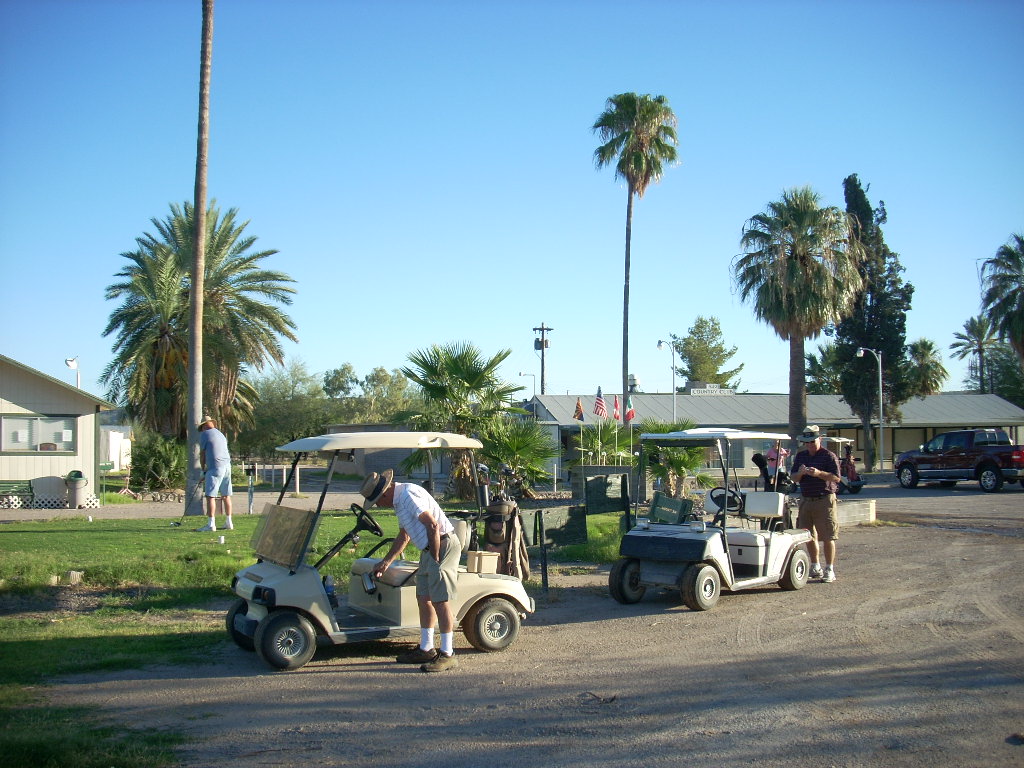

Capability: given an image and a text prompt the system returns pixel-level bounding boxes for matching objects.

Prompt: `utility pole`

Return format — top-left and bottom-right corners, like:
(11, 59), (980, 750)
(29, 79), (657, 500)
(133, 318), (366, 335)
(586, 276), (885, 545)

(533, 323), (553, 394)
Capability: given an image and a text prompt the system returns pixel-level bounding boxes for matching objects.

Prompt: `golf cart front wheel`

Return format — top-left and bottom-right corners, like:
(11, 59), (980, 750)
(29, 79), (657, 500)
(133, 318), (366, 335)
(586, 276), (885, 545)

(609, 558), (646, 604)
(255, 611), (317, 670)
(680, 564), (721, 611)
(226, 598), (255, 652)
(462, 598), (520, 652)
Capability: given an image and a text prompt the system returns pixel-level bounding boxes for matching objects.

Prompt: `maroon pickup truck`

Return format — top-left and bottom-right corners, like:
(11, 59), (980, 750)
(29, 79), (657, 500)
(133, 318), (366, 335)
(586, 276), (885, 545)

(894, 429), (1024, 493)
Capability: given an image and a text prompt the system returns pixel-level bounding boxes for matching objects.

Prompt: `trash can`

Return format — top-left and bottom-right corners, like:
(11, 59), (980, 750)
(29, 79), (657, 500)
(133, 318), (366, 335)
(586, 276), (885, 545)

(65, 470), (88, 509)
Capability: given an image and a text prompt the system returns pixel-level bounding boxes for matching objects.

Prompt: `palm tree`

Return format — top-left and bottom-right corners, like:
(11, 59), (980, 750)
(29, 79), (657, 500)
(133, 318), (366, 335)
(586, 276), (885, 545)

(398, 342), (523, 498)
(480, 417), (561, 494)
(949, 315), (998, 393)
(982, 233), (1024, 364)
(103, 202), (297, 437)
(735, 187), (865, 443)
(593, 93), (679, 421)
(906, 338), (948, 396)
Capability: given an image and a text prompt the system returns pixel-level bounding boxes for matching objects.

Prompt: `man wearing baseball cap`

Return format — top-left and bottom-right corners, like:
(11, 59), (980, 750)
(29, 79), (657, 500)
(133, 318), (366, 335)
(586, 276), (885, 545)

(197, 415), (233, 532)
(360, 469), (460, 672)
(791, 425), (841, 582)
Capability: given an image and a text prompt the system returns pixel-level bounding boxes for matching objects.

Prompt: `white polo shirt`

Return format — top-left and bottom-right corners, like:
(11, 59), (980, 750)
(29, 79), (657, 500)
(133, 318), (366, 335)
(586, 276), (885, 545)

(393, 483), (454, 550)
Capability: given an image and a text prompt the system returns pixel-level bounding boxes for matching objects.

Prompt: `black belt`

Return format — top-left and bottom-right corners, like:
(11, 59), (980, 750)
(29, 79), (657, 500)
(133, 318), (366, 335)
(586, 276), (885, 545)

(803, 493), (833, 499)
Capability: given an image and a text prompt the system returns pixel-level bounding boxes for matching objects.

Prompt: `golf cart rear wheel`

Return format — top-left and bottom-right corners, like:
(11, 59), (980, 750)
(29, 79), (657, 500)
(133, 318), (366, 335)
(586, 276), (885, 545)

(226, 598), (255, 652)
(255, 611), (317, 670)
(609, 558), (646, 604)
(462, 597), (520, 652)
(780, 547), (810, 591)
(680, 564), (721, 611)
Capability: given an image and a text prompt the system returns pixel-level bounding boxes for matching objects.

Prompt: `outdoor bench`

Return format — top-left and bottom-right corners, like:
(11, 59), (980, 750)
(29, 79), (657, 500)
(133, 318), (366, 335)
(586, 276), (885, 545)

(0, 481), (33, 508)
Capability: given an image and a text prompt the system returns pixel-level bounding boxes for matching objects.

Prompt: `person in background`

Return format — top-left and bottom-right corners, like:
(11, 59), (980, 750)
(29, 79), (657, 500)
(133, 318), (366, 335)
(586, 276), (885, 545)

(197, 415), (233, 532)
(361, 470), (460, 673)
(790, 425), (840, 582)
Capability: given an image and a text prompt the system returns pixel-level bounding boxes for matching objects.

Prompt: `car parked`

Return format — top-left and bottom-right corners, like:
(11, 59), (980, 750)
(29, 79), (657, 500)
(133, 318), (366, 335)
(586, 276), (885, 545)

(893, 429), (1024, 492)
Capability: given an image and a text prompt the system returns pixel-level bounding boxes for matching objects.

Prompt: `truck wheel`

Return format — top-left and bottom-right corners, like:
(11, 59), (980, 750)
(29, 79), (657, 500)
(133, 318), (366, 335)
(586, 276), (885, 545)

(609, 558), (646, 604)
(255, 611), (317, 670)
(462, 598), (520, 652)
(897, 464), (919, 489)
(680, 564), (720, 611)
(779, 547), (810, 591)
(226, 598), (255, 652)
(978, 465), (1004, 493)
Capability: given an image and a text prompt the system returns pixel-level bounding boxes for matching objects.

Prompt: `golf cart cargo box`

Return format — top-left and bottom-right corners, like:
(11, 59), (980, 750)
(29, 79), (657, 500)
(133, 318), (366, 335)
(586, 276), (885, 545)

(466, 550), (499, 573)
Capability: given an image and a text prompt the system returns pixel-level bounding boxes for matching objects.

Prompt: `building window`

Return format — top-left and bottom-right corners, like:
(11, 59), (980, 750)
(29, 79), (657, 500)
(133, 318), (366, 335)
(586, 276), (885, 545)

(1, 416), (76, 452)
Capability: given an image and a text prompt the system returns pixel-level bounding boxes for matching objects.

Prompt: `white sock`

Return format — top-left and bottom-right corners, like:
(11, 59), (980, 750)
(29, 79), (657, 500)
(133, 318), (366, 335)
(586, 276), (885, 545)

(440, 632), (454, 656)
(208, 519), (216, 530)
(420, 628), (435, 651)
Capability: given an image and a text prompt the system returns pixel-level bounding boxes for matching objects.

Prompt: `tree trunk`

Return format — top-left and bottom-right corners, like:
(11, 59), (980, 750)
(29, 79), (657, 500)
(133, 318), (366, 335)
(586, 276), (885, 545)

(185, 0), (214, 517)
(622, 186), (634, 426)
(861, 414), (877, 472)
(788, 335), (807, 454)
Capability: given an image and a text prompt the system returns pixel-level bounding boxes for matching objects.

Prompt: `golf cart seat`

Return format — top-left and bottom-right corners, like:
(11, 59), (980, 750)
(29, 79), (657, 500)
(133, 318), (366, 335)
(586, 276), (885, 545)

(742, 491), (785, 520)
(452, 518), (471, 554)
(351, 557), (418, 587)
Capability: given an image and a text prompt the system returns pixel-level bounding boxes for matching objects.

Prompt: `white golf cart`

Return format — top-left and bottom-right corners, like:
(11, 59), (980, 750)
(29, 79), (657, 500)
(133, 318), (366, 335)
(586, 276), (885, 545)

(227, 431), (535, 670)
(609, 428), (812, 611)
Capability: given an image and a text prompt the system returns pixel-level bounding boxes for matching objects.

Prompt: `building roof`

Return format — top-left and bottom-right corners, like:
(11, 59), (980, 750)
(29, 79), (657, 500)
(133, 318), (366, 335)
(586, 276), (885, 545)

(530, 392), (1024, 430)
(1, 353), (114, 408)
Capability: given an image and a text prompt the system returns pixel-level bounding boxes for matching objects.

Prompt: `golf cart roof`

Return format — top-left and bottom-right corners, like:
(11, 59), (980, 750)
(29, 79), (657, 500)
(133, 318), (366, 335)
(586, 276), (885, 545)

(639, 427), (792, 447)
(276, 431), (483, 452)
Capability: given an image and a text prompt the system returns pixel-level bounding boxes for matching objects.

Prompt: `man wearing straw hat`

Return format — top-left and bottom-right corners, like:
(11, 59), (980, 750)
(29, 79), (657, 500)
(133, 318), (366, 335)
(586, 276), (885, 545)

(197, 415), (233, 532)
(360, 469), (460, 673)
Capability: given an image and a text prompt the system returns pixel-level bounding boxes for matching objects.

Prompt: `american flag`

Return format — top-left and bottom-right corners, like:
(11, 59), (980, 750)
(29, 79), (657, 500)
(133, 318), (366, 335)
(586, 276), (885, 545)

(624, 396), (636, 422)
(594, 387), (608, 418)
(573, 397), (585, 421)
(613, 395), (621, 420)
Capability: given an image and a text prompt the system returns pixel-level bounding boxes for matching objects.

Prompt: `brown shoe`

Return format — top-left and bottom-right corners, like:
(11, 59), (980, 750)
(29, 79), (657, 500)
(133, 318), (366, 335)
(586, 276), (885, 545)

(421, 652), (457, 673)
(396, 647), (438, 664)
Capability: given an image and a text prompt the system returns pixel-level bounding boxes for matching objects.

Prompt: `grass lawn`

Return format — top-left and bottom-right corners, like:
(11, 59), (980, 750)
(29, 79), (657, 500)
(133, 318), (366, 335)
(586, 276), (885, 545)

(0, 506), (621, 766)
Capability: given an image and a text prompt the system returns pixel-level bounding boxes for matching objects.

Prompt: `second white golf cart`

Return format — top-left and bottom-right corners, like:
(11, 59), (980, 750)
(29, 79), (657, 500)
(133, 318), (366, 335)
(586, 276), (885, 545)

(228, 431), (535, 670)
(610, 428), (813, 611)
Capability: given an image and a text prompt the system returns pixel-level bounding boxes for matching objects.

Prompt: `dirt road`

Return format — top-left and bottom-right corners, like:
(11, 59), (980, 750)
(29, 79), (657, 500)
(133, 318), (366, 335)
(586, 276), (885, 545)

(46, 483), (1024, 767)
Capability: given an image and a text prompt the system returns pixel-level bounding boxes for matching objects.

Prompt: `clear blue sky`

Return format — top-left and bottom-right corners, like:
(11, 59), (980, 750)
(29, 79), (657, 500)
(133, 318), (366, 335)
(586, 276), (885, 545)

(2, 0), (1021, 404)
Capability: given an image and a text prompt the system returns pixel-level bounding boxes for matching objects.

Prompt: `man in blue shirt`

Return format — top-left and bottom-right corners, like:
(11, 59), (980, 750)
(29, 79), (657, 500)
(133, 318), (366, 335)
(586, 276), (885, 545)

(197, 415), (233, 532)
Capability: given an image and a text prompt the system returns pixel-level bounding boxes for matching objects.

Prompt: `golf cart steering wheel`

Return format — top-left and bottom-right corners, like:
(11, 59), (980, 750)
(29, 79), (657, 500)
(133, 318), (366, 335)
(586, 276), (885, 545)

(708, 487), (744, 526)
(350, 502), (384, 537)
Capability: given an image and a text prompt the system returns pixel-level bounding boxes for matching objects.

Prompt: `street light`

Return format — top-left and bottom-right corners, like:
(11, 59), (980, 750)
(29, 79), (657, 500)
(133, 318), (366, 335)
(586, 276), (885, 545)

(518, 371), (536, 398)
(657, 339), (676, 422)
(64, 356), (80, 389)
(856, 347), (884, 470)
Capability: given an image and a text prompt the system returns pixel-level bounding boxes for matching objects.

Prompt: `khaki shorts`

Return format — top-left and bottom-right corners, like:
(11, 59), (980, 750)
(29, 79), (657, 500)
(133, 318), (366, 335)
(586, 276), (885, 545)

(797, 494), (839, 541)
(416, 534), (460, 603)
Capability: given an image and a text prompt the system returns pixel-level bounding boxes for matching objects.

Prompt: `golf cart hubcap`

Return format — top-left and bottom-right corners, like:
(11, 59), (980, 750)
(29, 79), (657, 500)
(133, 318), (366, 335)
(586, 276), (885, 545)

(700, 578), (716, 599)
(484, 614), (508, 641)
(275, 628), (307, 657)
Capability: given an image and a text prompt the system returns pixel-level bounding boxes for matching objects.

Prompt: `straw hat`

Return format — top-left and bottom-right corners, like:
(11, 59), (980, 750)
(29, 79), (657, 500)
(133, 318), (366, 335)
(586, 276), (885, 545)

(359, 469), (394, 506)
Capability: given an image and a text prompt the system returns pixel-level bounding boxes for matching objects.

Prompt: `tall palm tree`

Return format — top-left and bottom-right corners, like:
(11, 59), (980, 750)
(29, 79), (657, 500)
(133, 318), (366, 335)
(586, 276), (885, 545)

(982, 233), (1024, 364)
(593, 93), (679, 421)
(735, 187), (865, 442)
(103, 202), (297, 437)
(949, 315), (998, 393)
(906, 338), (948, 396)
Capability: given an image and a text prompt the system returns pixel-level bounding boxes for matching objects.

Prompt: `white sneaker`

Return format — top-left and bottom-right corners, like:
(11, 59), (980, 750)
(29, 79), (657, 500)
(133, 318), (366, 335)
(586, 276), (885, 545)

(823, 567), (836, 583)
(196, 523), (216, 532)
(810, 564), (824, 579)
(223, 518), (234, 530)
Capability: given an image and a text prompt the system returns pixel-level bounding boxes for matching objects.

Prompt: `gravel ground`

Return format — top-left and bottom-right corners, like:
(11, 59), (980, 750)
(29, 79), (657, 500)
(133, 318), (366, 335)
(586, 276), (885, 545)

(25, 480), (1024, 767)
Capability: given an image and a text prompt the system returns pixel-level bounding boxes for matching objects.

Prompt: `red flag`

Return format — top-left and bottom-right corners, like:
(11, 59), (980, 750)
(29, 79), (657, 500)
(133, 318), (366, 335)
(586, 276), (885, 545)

(594, 387), (608, 418)
(613, 395), (621, 420)
(624, 395), (636, 422)
(573, 397), (584, 421)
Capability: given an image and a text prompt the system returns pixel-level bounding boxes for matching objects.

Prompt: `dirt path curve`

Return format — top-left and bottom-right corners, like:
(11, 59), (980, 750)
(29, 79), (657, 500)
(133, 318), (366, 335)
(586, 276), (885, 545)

(45, 481), (1024, 768)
